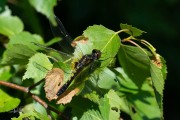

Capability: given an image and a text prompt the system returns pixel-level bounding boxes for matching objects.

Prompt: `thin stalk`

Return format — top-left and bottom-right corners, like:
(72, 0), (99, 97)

(0, 80), (69, 120)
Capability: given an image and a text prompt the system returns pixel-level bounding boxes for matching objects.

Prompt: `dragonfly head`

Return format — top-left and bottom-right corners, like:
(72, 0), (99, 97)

(92, 49), (101, 60)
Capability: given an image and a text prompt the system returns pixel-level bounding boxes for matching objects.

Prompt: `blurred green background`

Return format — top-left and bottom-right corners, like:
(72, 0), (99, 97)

(1, 0), (179, 119)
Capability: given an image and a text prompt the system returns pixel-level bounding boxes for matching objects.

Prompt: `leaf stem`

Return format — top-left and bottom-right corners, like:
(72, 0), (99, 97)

(139, 39), (157, 56)
(116, 29), (130, 34)
(124, 40), (148, 55)
(0, 80), (69, 120)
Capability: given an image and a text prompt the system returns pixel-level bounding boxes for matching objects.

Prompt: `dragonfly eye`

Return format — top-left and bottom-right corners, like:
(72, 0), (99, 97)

(92, 49), (98, 53)
(92, 49), (101, 60)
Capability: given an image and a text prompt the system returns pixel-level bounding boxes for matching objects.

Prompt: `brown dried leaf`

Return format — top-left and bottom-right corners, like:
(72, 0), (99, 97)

(44, 68), (64, 101)
(152, 54), (162, 68)
(56, 87), (80, 104)
(71, 36), (88, 47)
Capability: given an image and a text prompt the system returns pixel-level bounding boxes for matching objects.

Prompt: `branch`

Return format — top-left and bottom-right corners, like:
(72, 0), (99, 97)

(0, 80), (69, 120)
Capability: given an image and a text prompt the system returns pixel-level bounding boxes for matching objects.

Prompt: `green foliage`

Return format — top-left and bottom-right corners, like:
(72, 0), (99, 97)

(0, 66), (12, 81)
(117, 44), (150, 87)
(23, 53), (53, 82)
(28, 0), (57, 25)
(99, 90), (121, 120)
(80, 110), (103, 120)
(0, 1), (167, 120)
(120, 23), (146, 37)
(0, 89), (20, 112)
(0, 7), (23, 37)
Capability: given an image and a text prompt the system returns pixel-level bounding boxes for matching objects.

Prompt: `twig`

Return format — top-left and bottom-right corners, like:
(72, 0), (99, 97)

(0, 80), (69, 120)
(28, 79), (44, 90)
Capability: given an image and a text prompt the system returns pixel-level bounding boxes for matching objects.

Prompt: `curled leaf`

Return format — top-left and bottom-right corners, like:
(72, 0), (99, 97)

(56, 87), (80, 104)
(44, 68), (64, 101)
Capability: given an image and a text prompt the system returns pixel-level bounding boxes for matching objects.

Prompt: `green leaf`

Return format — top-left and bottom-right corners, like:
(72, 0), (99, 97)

(8, 31), (44, 51)
(45, 37), (61, 46)
(0, 66), (12, 81)
(0, 89), (20, 112)
(115, 68), (161, 120)
(11, 112), (35, 120)
(98, 67), (132, 114)
(1, 32), (44, 64)
(33, 102), (49, 120)
(80, 109), (103, 120)
(66, 25), (121, 99)
(106, 90), (121, 110)
(128, 90), (161, 120)
(98, 67), (120, 90)
(28, 0), (57, 25)
(81, 25), (121, 67)
(150, 54), (167, 118)
(150, 54), (167, 95)
(23, 53), (53, 81)
(68, 96), (99, 119)
(2, 44), (36, 64)
(120, 23), (146, 37)
(12, 108), (49, 120)
(15, 103), (48, 120)
(84, 91), (100, 104)
(98, 94), (110, 120)
(117, 44), (151, 87)
(0, 7), (23, 37)
(99, 90), (120, 120)
(150, 62), (164, 95)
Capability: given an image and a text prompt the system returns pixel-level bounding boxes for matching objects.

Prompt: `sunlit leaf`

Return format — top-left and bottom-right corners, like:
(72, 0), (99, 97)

(150, 54), (166, 95)
(99, 90), (120, 120)
(33, 102), (49, 120)
(0, 7), (23, 37)
(80, 109), (103, 120)
(17, 103), (48, 120)
(11, 112), (35, 120)
(70, 25), (121, 100)
(120, 23), (146, 37)
(23, 53), (53, 82)
(0, 66), (12, 81)
(2, 44), (35, 64)
(150, 54), (167, 117)
(84, 91), (100, 104)
(1, 32), (44, 64)
(80, 25), (121, 67)
(8, 31), (44, 51)
(28, 0), (57, 25)
(0, 89), (20, 112)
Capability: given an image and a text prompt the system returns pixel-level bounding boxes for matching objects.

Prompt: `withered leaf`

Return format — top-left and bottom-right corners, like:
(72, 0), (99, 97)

(71, 36), (88, 47)
(56, 87), (80, 104)
(44, 68), (64, 101)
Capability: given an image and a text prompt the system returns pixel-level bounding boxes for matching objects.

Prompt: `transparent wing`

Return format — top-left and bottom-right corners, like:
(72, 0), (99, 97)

(49, 15), (74, 54)
(32, 42), (73, 63)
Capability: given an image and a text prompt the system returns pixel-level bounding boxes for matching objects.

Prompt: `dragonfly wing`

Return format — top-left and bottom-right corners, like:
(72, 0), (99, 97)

(50, 15), (74, 54)
(32, 42), (73, 62)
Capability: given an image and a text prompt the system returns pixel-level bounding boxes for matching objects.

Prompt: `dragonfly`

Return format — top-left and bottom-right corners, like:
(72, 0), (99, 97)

(34, 16), (102, 97)
(56, 49), (101, 96)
